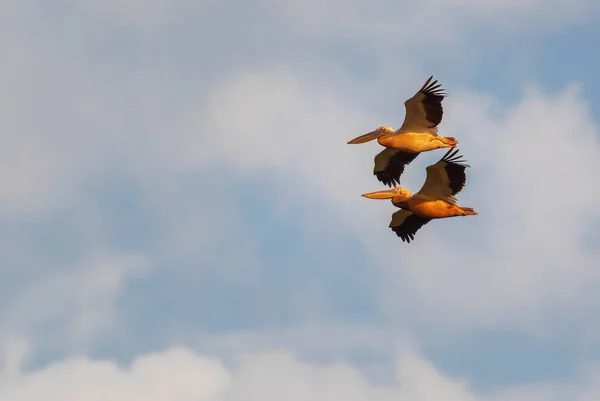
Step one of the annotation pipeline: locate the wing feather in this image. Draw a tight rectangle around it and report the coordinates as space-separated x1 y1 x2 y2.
373 148 420 187
415 148 470 203
397 76 447 134
389 210 432 243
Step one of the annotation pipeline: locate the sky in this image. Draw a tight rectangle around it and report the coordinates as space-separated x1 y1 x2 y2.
1 0 600 399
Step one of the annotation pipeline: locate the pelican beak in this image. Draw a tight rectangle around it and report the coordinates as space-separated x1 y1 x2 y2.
361 189 398 199
347 130 382 144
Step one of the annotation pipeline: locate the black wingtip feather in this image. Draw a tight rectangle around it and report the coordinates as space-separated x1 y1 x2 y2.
441 148 470 167
391 226 414 243
439 148 470 195
420 75 434 91
373 150 420 187
390 214 432 243
421 79 448 97
418 76 447 127
375 171 400 188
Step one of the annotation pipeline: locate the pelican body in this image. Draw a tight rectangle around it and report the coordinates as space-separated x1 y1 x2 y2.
393 197 475 219
348 76 456 187
362 149 477 243
353 129 457 153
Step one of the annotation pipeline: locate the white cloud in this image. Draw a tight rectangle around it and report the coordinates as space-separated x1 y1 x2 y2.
191 65 600 338
0 28 128 217
4 11 596 341
0 345 598 401
263 0 597 42
74 0 178 28
185 67 389 234
1 0 600 387
0 345 229 401
2 252 149 346
375 82 600 333
194 323 395 361
0 0 202 30
0 0 594 221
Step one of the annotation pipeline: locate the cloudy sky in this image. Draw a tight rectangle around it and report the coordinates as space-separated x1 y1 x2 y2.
2 0 600 399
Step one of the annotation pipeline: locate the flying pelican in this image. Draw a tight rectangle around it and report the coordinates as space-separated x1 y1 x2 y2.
348 76 456 187
361 149 477 243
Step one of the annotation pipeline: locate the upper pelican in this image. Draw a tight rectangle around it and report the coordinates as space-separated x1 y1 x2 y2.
362 149 477 243
348 76 456 187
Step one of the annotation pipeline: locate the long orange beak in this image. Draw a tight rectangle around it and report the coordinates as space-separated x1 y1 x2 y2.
347 130 382 144
361 189 398 199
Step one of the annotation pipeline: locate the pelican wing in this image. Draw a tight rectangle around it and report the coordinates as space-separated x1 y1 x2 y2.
416 148 470 203
397 76 447 134
389 210 432 243
373 148 420 187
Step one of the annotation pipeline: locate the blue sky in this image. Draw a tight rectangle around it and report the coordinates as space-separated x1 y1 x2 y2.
2 0 600 399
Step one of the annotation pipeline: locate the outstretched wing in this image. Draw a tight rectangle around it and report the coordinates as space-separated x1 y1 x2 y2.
397 76 447 135
389 210 432 243
416 148 470 203
373 148 420 187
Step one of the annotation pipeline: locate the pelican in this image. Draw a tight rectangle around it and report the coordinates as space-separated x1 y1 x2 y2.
362 149 477 243
348 76 456 187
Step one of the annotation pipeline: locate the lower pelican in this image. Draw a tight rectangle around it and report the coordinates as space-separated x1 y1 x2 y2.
362 148 477 243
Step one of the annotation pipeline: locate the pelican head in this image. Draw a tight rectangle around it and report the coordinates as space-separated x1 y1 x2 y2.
347 126 394 144
361 186 411 200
